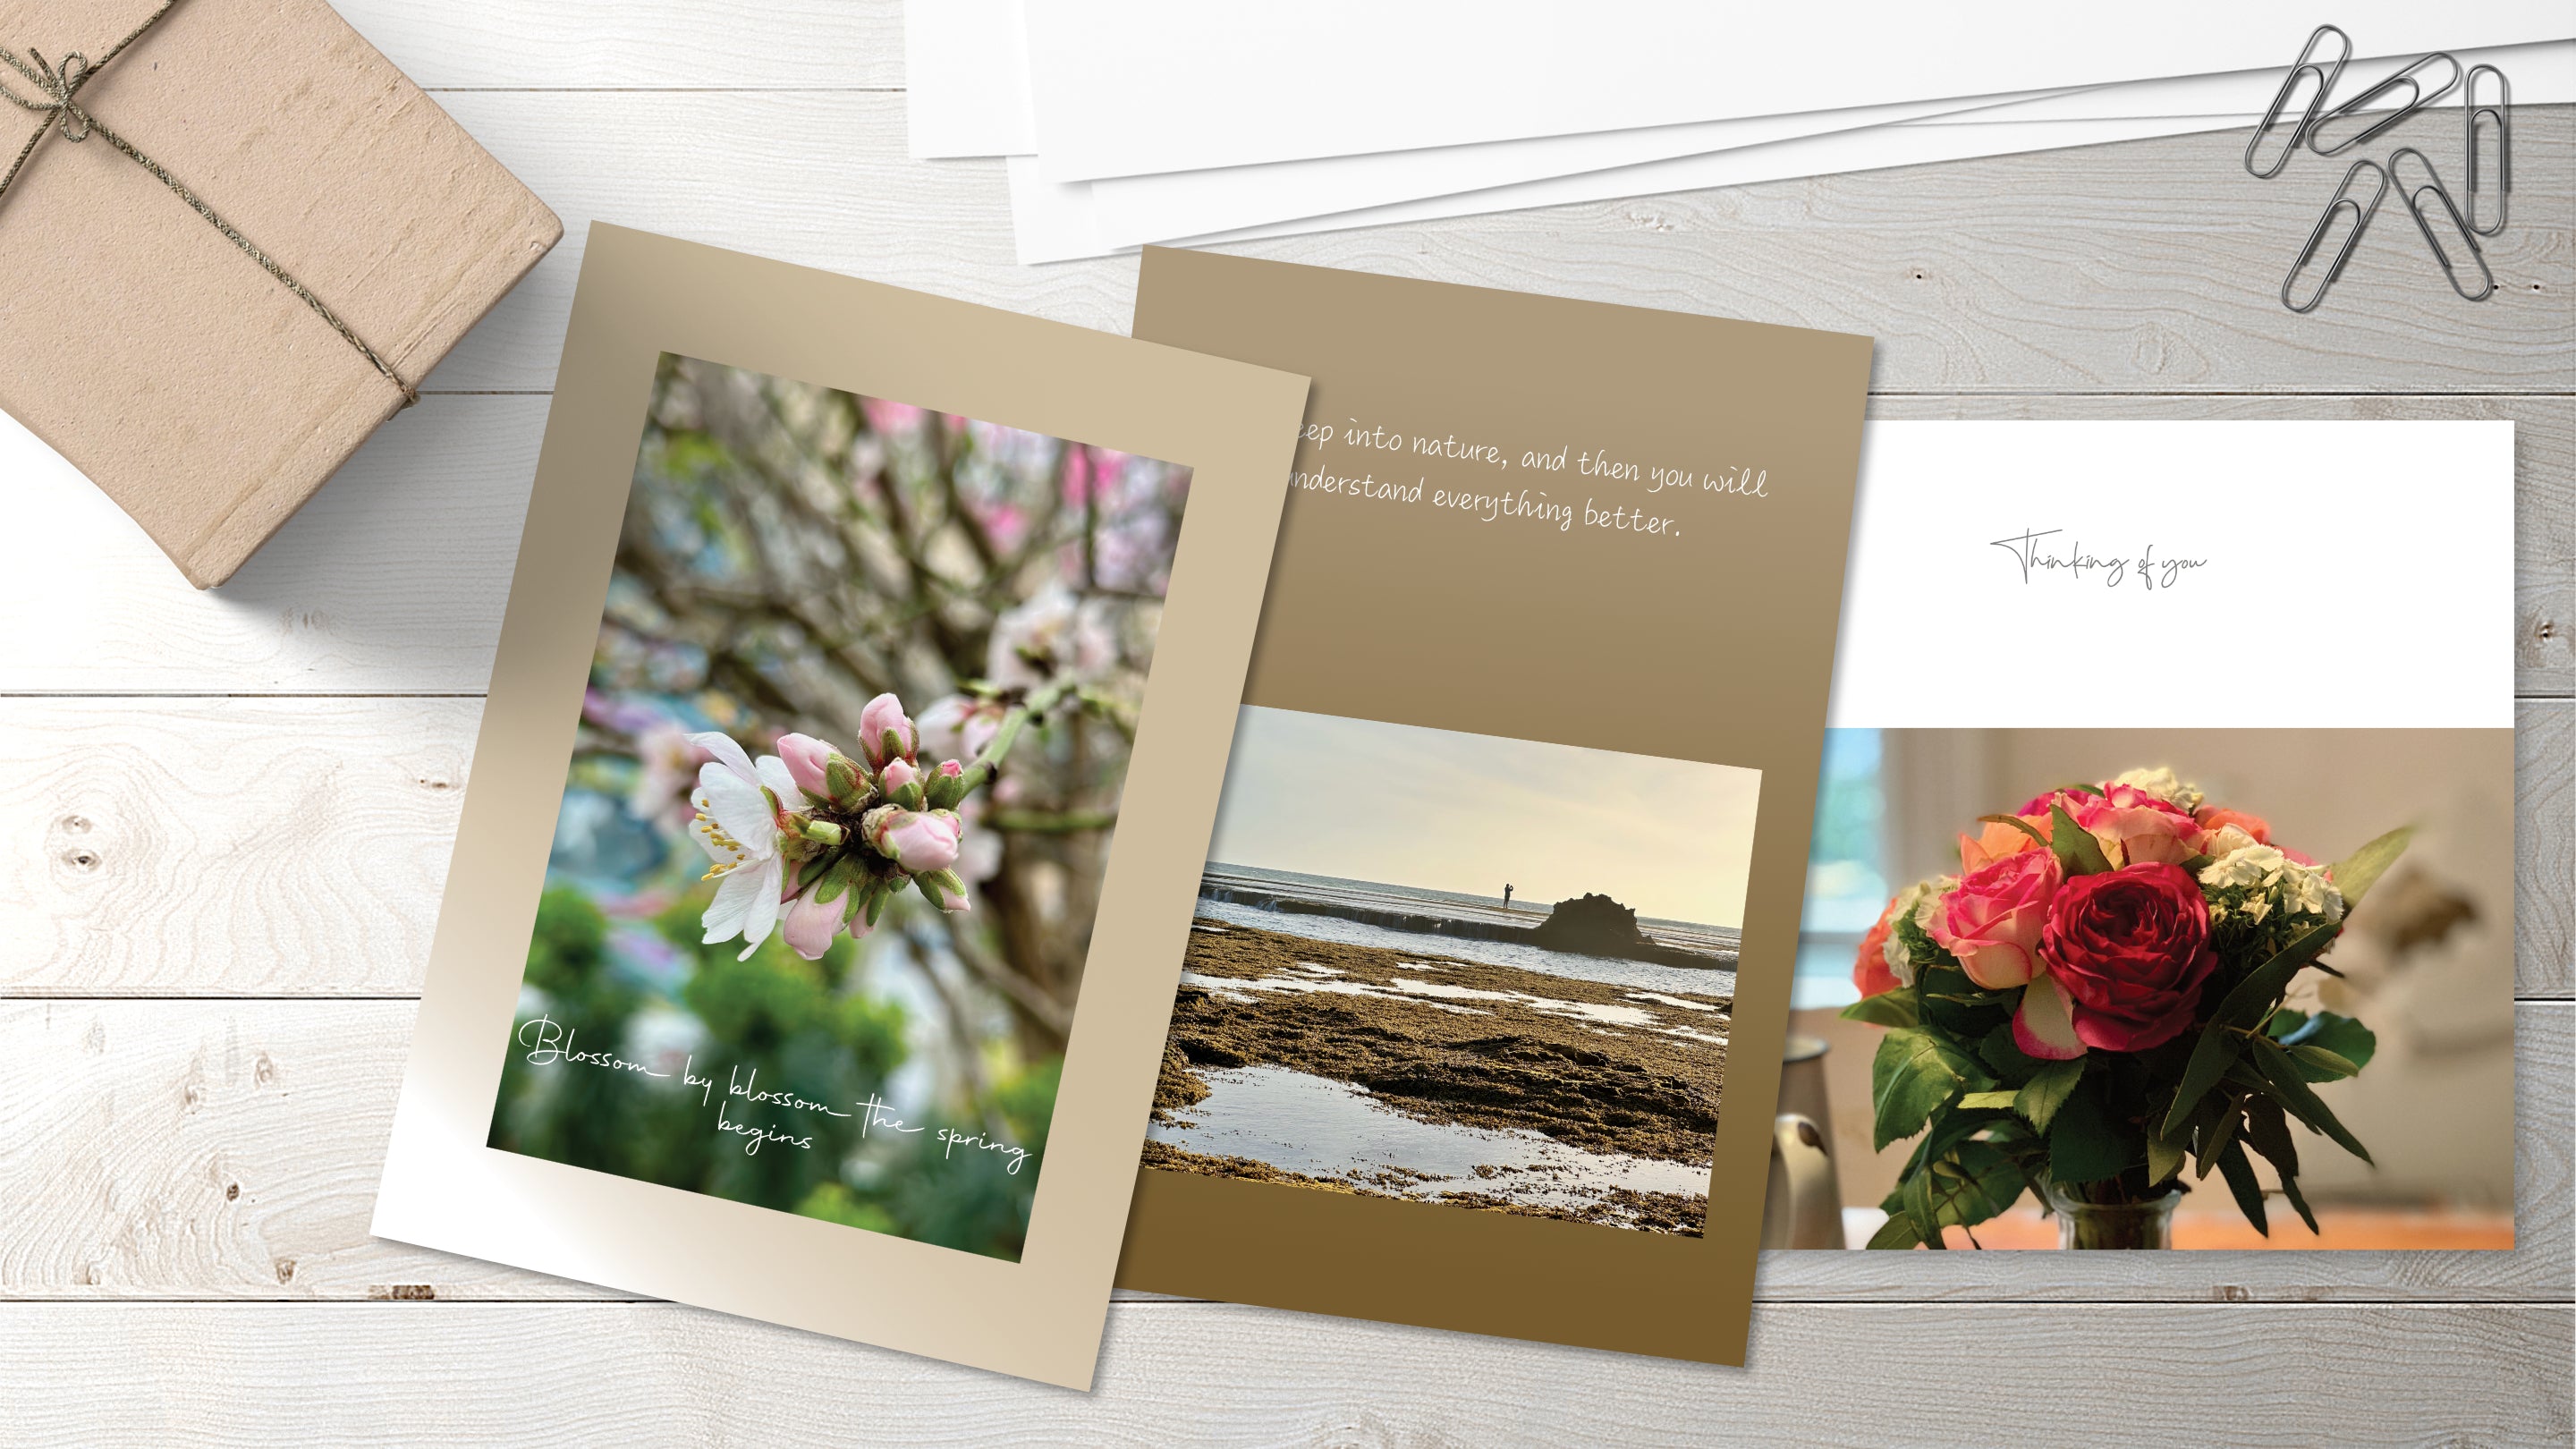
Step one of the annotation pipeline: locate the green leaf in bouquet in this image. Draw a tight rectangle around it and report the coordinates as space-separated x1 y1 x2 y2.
1919 1140 2027 1232
1866 1211 1926 1250
1841 991 1919 1029
2048 801 2114 877
2208 919 2345 1030
2328 826 2415 913
1902 1171 1946 1250
2214 1139 2269 1237
2162 1026 2248 1140
1872 1029 1989 1150
2270 1009 2378 1075
1916 964 2010 1041
1958 1090 2021 1110
2014 1057 2086 1133
2046 1078 2135 1185
2145 1131 2188 1187
2193 1097 2243 1181
1977 1021 2042 1081
2246 1036 2376 1165
2277 1171 2322 1236
2239 1095 2302 1183
2287 1045 2362 1080
1902 1102 2012 1179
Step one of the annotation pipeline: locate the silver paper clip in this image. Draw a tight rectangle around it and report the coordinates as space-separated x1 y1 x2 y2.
2245 25 2352 177
2390 147 2495 302
2308 51 2461 156
2281 159 2388 314
2465 63 2510 236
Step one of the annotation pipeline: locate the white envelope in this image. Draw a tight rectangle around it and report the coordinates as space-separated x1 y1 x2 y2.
1024 2 2568 182
1010 41 2568 263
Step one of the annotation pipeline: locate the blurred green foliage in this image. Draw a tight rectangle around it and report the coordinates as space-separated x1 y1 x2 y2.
489 886 1055 1262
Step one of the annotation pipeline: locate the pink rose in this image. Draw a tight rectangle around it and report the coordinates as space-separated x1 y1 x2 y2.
1930 848 2063 989
2040 862 2218 1053
775 733 836 799
856 693 917 768
868 808 962 874
780 889 846 962
2074 784 2199 868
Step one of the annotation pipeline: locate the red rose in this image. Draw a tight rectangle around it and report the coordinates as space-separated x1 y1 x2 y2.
1853 896 1902 999
2039 862 2218 1052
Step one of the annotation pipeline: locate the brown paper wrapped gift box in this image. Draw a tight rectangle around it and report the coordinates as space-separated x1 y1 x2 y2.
0 0 561 587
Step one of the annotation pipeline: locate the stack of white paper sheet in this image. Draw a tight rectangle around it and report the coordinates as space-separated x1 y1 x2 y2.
903 4 2575 265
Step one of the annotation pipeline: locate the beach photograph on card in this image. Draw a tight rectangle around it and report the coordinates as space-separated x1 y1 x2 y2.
1147 707 1761 1235
486 352 1192 1262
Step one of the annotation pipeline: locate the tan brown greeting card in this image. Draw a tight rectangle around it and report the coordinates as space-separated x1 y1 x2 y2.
372 226 1308 1388
1118 249 1874 1365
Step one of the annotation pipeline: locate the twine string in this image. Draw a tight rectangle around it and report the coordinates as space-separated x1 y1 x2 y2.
0 0 417 405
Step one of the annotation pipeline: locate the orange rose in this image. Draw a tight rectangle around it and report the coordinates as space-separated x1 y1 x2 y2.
1853 896 1903 998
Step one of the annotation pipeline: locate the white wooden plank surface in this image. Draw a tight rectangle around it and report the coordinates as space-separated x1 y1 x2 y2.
4 3 2571 1436
0 1301 2564 1446
335 0 908 89
392 93 2576 397
0 997 2563 1304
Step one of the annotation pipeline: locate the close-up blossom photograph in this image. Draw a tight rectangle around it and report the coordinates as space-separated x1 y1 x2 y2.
484 352 1192 1260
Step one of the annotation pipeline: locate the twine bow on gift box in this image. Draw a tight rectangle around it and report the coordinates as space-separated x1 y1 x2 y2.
0 0 417 405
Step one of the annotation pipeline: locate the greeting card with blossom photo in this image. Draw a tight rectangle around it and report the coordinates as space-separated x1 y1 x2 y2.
373 226 1309 1388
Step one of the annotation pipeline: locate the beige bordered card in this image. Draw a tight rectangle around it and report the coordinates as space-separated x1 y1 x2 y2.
373 225 1308 1387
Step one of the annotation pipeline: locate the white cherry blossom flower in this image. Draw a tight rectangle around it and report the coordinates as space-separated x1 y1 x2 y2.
687 731 798 959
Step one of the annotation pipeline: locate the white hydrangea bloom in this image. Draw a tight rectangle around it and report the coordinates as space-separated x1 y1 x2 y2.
2200 843 2288 892
1883 875 1959 987
2199 844 2343 928
2112 766 2203 812
2279 857 2345 925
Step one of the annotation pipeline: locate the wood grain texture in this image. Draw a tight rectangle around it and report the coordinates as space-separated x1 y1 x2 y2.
0 397 537 694
0 1301 2564 1445
0 998 2563 1303
0 700 476 996
343 0 906 89
406 93 2572 395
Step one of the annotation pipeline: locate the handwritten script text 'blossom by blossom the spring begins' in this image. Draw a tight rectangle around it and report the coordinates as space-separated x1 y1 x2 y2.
514 1015 1034 1173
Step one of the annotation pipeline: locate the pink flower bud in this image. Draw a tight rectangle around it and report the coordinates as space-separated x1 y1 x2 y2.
868 807 962 873
880 757 922 794
775 733 836 798
937 759 963 779
923 869 971 913
857 693 917 768
781 890 845 962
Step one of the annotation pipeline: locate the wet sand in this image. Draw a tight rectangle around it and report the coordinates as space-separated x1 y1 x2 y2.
1149 919 1731 1232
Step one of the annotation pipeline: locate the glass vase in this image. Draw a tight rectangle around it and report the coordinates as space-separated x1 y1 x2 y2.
2045 1181 2181 1250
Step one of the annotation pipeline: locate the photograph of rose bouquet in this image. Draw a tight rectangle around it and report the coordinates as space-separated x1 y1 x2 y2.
1843 766 2416 1250
487 352 1191 1261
